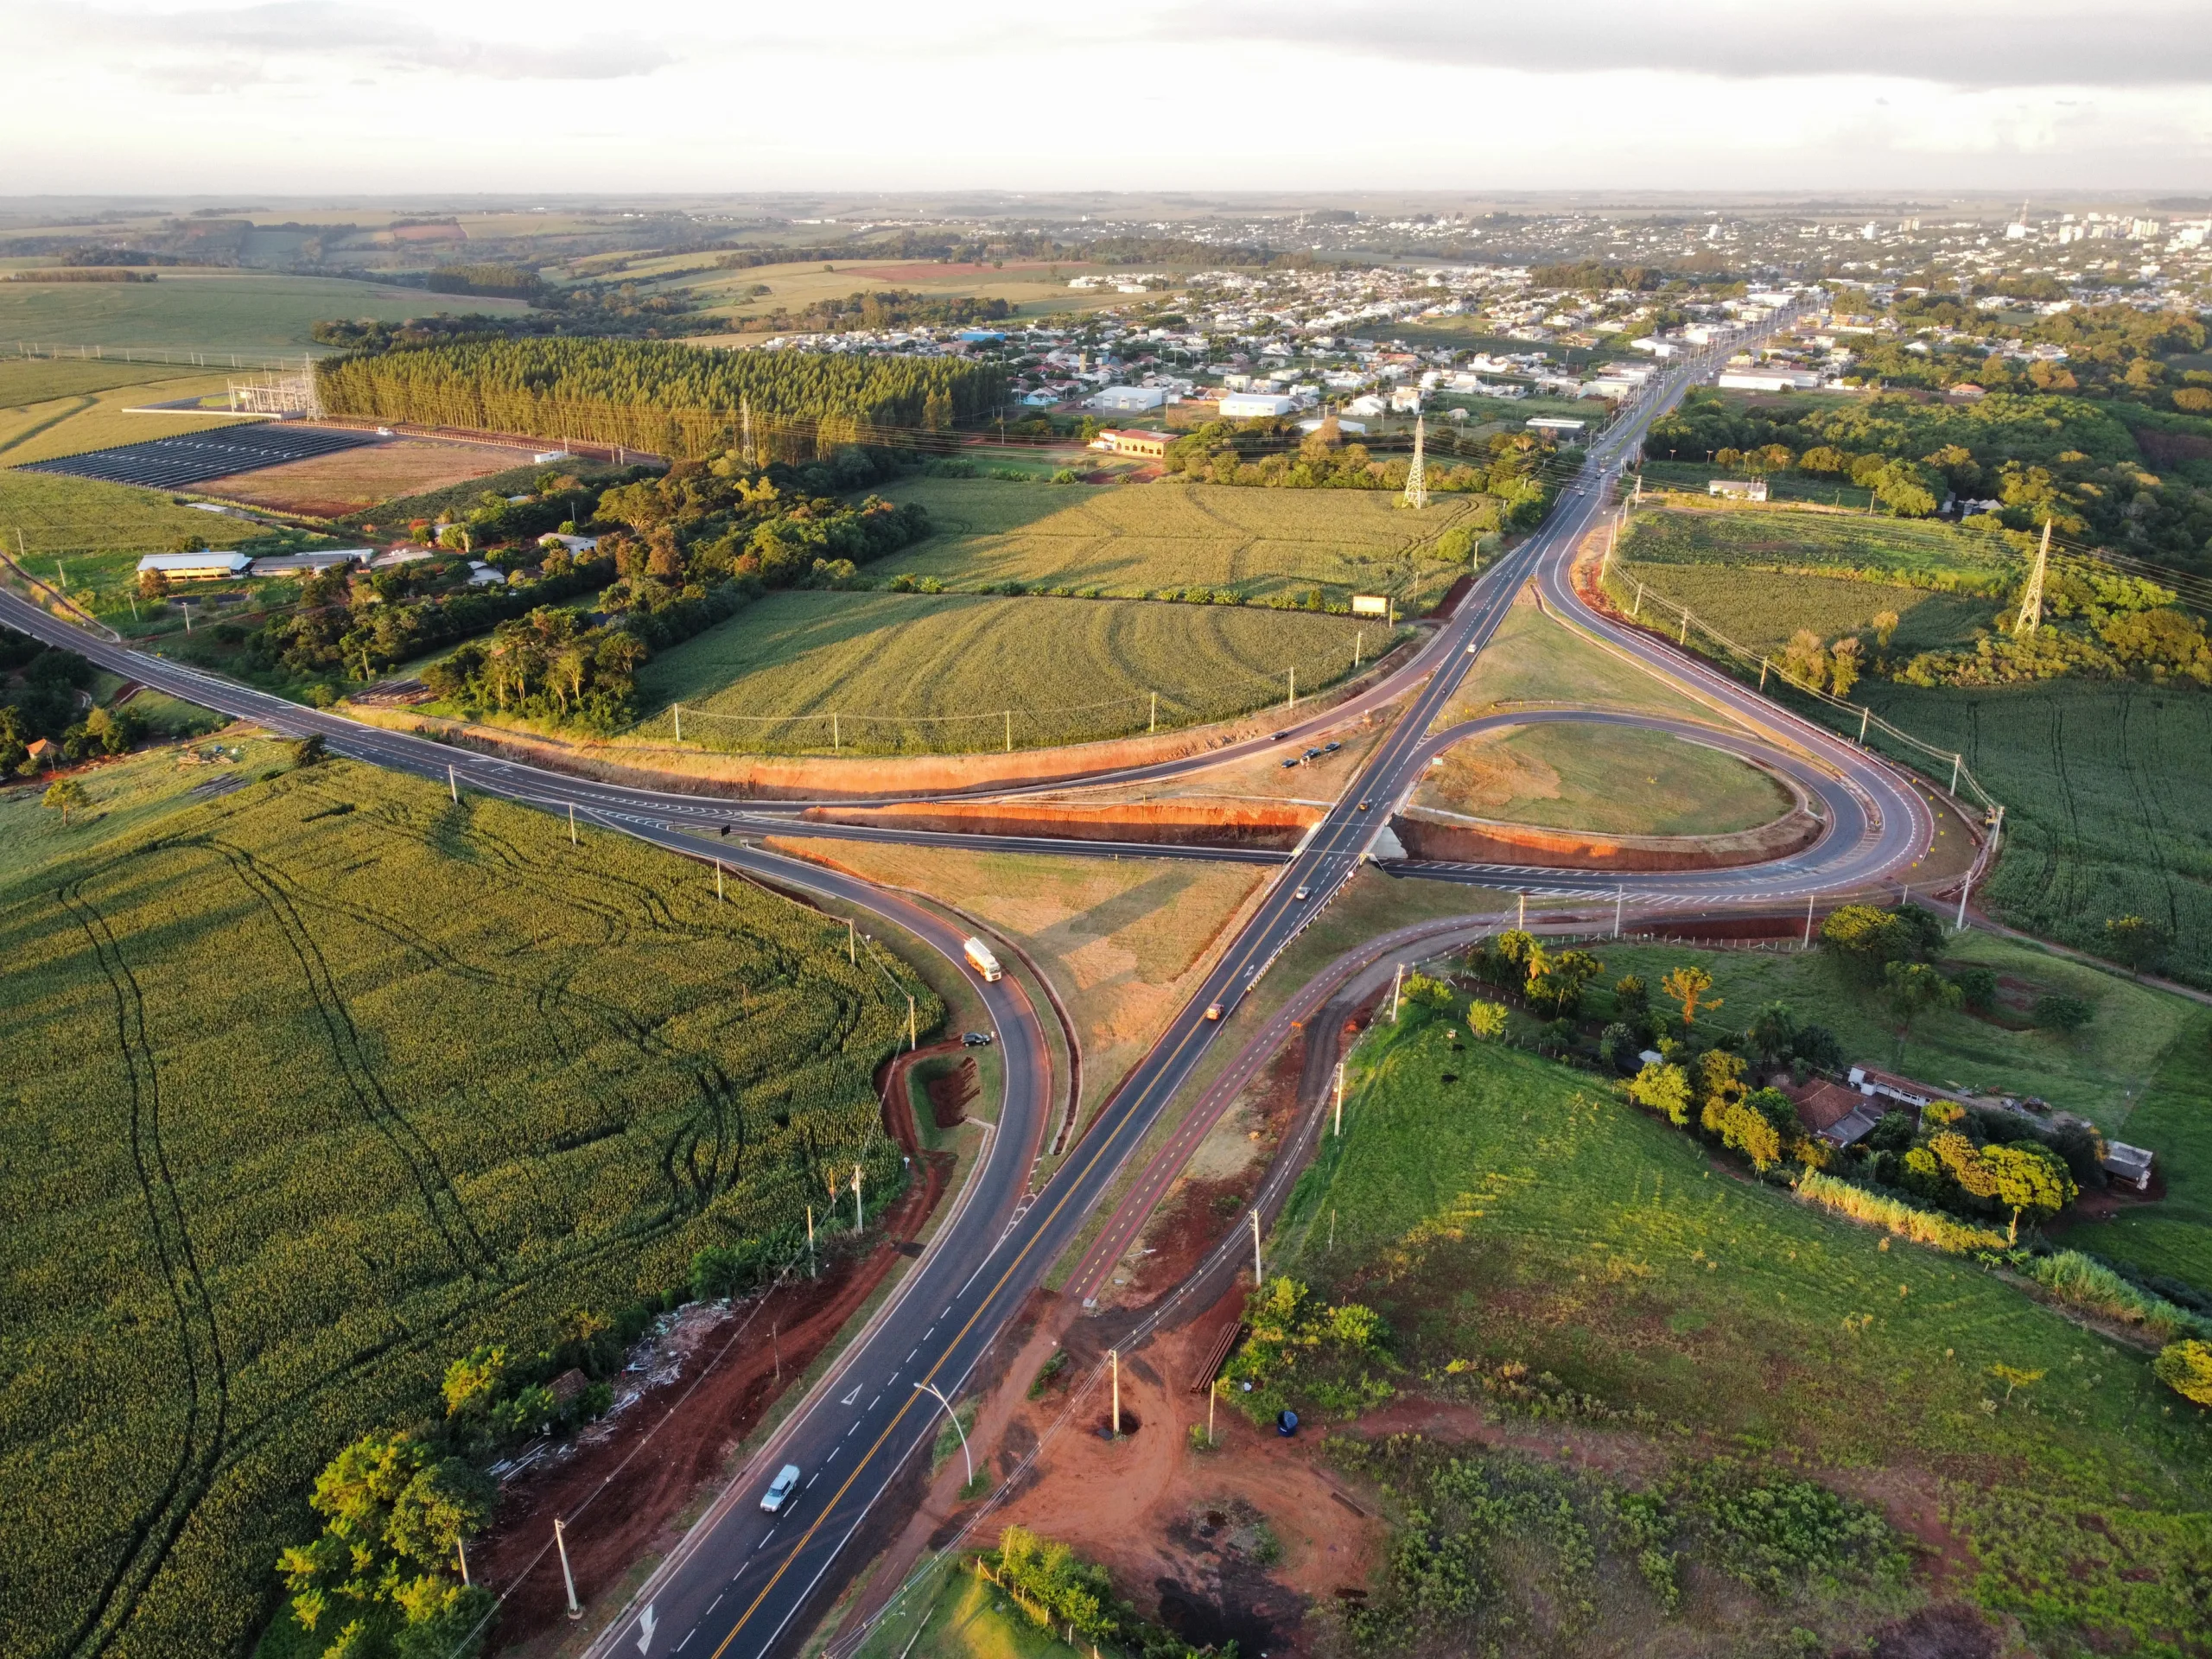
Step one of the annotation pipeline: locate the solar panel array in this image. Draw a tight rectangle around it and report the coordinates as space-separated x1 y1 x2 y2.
20 423 378 490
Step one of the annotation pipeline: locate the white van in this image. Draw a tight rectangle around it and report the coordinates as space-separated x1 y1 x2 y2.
760 1464 803 1513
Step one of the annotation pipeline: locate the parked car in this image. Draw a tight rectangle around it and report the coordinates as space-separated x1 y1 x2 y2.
962 1031 995 1047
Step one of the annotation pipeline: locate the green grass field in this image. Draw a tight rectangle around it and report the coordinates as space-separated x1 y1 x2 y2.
1274 1021 2212 1655
1438 590 1725 728
1860 678 2212 989
0 272 530 354
631 589 1373 753
0 757 931 1659
875 476 1491 611
1607 563 1997 660
0 356 224 405
1618 502 2018 594
1416 721 1792 836
1639 459 1876 509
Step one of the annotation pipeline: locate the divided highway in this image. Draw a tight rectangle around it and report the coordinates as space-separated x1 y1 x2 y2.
0 309 1948 1659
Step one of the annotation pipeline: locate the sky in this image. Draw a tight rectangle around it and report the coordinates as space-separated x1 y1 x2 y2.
9 0 2211 195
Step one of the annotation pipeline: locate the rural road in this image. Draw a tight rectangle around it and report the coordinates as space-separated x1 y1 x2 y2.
0 302 1951 1659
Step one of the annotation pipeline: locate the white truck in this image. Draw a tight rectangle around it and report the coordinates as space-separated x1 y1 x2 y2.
963 937 1002 982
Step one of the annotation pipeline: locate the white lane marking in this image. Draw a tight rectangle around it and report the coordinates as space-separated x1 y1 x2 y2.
906 1348 918 1363
707 1595 721 1615
827 1446 839 1462
869 1395 882 1410
923 1327 935 1341
847 1422 861 1437
806 1472 819 1488
675 1630 694 1653
758 1527 778 1551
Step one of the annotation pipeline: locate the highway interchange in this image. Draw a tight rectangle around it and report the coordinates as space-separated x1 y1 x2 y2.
0 312 1961 1659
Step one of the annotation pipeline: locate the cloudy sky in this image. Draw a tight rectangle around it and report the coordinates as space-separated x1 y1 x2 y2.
10 0 2209 194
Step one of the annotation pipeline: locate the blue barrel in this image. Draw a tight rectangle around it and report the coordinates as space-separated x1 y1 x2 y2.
1276 1409 1299 1437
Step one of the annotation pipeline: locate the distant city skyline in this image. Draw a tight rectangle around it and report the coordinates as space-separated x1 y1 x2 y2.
10 0 2210 194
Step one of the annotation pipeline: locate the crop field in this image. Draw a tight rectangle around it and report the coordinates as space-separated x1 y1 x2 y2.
631 590 1372 753
1416 721 1790 836
0 271 531 354
0 467 259 561
1862 678 2212 988
878 476 1491 611
657 257 1115 328
200 437 517 518
0 356 222 405
333 456 626 531
0 759 932 1659
1275 1023 2212 1654
0 371 241 466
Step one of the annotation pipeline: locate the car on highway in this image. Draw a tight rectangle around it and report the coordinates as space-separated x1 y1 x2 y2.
760 1464 803 1513
1294 886 1310 900
1357 799 1373 811
1271 731 1290 741
962 1031 995 1047
1204 1001 1224 1020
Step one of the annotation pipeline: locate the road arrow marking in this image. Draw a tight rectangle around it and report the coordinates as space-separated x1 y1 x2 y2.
638 1605 657 1651
840 1384 862 1405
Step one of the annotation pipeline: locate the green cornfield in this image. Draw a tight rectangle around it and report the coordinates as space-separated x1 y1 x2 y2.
0 760 934 1659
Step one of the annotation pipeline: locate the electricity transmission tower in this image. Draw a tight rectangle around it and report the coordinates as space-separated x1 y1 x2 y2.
1402 414 1428 509
2015 519 2051 634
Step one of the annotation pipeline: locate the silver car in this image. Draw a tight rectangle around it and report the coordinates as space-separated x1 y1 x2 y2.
760 1463 802 1513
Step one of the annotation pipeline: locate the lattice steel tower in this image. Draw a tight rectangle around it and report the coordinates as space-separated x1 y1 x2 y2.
2015 518 2051 634
1402 414 1428 509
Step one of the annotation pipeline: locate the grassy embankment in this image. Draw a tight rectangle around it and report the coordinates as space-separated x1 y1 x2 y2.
1586 930 2212 1298
1417 720 1792 837
877 474 1492 613
763 839 1267 1135
0 751 933 1659
1269 1013 2212 1656
0 270 528 355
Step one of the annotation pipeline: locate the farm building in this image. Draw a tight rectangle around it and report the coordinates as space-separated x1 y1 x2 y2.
2102 1141 2157 1192
1219 391 1298 417
1785 1078 1888 1148
1090 385 1167 412
1095 429 1171 459
1708 479 1770 501
250 550 370 577
136 551 251 581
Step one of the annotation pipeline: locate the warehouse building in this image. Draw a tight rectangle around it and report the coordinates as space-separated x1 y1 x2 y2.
1218 391 1297 417
136 551 251 581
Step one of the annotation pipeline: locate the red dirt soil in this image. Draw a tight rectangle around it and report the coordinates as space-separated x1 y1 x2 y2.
1392 804 1821 870
476 1050 957 1656
801 798 1318 851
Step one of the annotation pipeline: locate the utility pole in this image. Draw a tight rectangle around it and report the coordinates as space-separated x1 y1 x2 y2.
448 764 457 804
1004 709 1012 753
852 1163 863 1233
1109 1349 1122 1437
569 802 577 845
1615 887 1624 938
1402 413 1428 509
832 712 840 755
848 917 857 963
1517 890 1526 929
741 395 755 469
806 1205 816 1276
1333 1061 1344 1136
1353 630 1362 668
1955 874 1973 932
1249 1210 1262 1287
1803 891 1816 947
715 863 724 903
673 703 682 742
1287 667 1295 711
1859 706 1872 743
1950 753 1962 794
908 994 918 1052
1207 1377 1217 1446
1149 691 1157 734
555 1519 582 1620
1389 962 1405 1020
2015 519 2050 634
456 1536 469 1586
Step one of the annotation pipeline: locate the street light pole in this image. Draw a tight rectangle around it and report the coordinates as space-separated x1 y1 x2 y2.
912 1382 971 1487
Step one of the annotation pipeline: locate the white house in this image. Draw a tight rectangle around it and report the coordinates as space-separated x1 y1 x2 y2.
1218 391 1297 418
1718 371 1822 392
1090 385 1167 412
1389 386 1423 413
1341 394 1388 418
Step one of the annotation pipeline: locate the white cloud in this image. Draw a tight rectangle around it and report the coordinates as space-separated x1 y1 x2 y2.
5 0 2209 191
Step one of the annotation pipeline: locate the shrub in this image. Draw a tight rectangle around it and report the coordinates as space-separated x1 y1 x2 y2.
2027 1252 2209 1344
1466 1001 1510 1041
1796 1170 2008 1252
2154 1340 2212 1406
2031 994 2094 1033
1951 964 1998 1011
